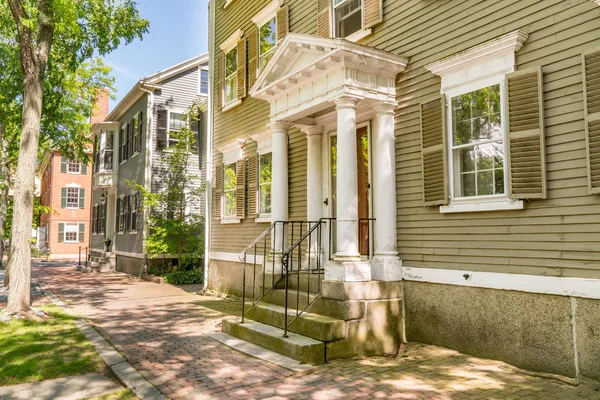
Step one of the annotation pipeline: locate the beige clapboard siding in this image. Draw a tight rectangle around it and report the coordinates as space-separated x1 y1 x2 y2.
392 0 600 279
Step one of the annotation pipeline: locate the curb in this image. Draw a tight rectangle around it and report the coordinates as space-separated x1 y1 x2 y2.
38 281 167 400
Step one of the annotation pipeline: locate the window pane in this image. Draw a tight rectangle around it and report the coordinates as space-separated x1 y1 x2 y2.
477 170 494 196
224 163 237 191
460 148 476 172
225 76 237 104
67 161 80 173
260 183 272 214
461 173 476 197
260 18 276 56
259 153 272 214
66 188 79 208
335 0 362 38
225 48 237 77
452 84 501 146
455 142 505 197
200 70 209 94
170 113 186 131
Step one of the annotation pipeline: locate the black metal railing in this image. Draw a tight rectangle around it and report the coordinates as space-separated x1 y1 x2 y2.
240 221 317 323
79 232 116 269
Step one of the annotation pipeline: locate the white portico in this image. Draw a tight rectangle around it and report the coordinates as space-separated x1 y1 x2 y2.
250 34 408 282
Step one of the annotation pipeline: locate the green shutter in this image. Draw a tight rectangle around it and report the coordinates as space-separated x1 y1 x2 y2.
58 223 65 243
60 156 67 173
583 48 600 194
420 96 448 206
79 188 85 208
506 66 547 200
81 162 87 175
78 223 85 243
61 187 67 208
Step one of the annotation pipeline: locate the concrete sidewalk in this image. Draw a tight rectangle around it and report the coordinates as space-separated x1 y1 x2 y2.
34 265 600 400
0 373 120 400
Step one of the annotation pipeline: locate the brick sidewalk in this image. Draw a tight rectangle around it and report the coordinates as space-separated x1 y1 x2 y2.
34 266 600 400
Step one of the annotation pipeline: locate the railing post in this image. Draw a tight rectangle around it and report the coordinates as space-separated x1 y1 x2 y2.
78 246 81 266
242 253 246 324
283 254 289 338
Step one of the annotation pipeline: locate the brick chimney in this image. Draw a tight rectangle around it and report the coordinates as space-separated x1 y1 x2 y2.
90 89 110 125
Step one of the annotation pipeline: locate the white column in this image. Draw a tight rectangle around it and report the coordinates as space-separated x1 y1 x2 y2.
303 126 323 261
372 102 402 281
269 121 289 253
334 97 361 261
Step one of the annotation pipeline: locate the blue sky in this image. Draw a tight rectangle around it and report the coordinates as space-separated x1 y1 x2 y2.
103 0 209 108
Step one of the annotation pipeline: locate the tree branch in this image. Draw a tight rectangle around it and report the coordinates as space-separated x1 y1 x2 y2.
6 0 36 76
35 0 54 76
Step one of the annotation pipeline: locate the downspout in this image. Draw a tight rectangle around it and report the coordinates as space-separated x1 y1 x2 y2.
204 0 215 292
139 82 155 272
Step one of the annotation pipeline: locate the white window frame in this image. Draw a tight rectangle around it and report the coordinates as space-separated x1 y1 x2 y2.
166 109 189 149
132 112 141 157
220 29 243 111
252 0 279 74
97 130 115 172
333 0 364 40
251 130 273 223
218 139 244 224
117 194 126 234
425 30 528 213
67 160 81 174
222 162 238 220
199 67 209 96
66 187 80 209
120 123 128 165
224 47 238 106
64 222 79 243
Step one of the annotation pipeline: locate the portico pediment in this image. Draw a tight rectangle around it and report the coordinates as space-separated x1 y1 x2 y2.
250 33 408 122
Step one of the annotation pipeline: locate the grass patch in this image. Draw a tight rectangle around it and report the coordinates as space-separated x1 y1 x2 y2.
82 389 138 400
0 305 105 386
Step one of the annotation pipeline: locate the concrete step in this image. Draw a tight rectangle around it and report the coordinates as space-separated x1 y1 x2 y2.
264 289 318 309
246 302 345 342
276 271 324 293
222 317 325 365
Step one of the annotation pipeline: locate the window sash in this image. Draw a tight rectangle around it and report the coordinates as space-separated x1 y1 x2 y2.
223 163 237 218
200 69 209 95
64 223 79 243
67 161 81 174
334 0 363 38
66 188 80 208
258 153 272 215
224 48 238 104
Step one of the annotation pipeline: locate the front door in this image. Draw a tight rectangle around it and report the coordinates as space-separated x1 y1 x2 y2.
330 125 371 256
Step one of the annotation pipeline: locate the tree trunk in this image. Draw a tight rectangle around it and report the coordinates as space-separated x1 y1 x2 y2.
5 75 44 314
0 124 8 271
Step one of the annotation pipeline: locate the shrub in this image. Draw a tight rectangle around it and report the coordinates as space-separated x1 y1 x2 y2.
163 269 203 285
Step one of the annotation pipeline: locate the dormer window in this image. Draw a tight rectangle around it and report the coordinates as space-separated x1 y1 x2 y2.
334 0 362 38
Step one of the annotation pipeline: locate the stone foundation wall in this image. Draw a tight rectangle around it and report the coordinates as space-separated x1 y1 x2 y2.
208 259 261 297
404 281 600 381
116 255 144 277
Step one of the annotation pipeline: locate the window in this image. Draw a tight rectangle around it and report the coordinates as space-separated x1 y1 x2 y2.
224 47 238 105
132 114 140 154
129 193 138 232
168 112 187 147
223 163 237 217
450 85 504 198
334 0 362 38
64 223 79 243
117 197 124 232
259 17 277 71
66 187 80 209
67 161 81 174
258 153 272 215
200 69 209 95
95 131 114 173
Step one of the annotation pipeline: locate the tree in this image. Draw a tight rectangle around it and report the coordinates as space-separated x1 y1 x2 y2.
130 102 205 273
3 0 148 316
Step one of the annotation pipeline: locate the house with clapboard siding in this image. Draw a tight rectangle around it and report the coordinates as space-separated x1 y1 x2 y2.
88 53 209 275
206 0 600 380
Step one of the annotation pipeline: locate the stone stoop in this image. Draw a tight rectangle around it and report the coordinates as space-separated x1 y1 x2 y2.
85 250 116 273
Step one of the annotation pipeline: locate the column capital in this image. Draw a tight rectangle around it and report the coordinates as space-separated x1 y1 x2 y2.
301 125 323 137
373 102 397 115
334 96 360 110
268 120 292 133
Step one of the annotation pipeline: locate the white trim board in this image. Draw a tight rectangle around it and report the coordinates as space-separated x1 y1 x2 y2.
211 251 264 265
402 266 600 300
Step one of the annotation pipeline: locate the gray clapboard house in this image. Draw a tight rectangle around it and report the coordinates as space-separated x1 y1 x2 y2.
89 53 209 275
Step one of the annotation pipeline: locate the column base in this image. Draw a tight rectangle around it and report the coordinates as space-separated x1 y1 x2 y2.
325 259 371 282
370 256 403 281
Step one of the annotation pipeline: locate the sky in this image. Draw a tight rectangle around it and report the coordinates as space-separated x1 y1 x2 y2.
103 0 209 109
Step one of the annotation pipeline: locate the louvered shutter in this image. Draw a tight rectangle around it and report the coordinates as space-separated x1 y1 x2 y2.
156 110 168 149
583 49 600 194
127 122 133 157
216 54 224 110
506 67 546 199
58 223 65 243
78 223 85 243
92 205 97 234
79 188 85 209
61 187 67 208
214 164 223 220
317 0 331 38
118 128 124 162
116 198 121 232
81 161 87 175
236 159 245 219
137 111 144 152
60 156 67 173
247 27 259 90
237 39 247 100
247 155 258 218
420 97 448 206
277 5 289 44
364 0 383 29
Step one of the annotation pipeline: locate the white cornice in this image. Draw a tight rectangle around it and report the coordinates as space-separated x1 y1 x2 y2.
425 30 529 77
220 29 244 53
217 139 245 164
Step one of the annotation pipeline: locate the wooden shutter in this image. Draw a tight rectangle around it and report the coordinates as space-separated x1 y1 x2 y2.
420 97 448 206
237 38 247 100
58 223 65 243
214 164 223 220
127 122 133 157
506 67 546 199
364 0 383 29
118 128 124 162
60 156 67 173
137 111 144 152
236 160 245 219
78 223 85 243
317 0 331 38
247 27 259 90
79 188 85 209
583 49 600 194
277 5 289 44
216 54 224 110
116 198 121 232
81 161 87 175
92 205 97 234
247 155 258 218
61 187 67 208
124 195 130 232
156 110 168 149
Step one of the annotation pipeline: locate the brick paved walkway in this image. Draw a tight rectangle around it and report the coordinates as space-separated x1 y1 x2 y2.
33 266 600 400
